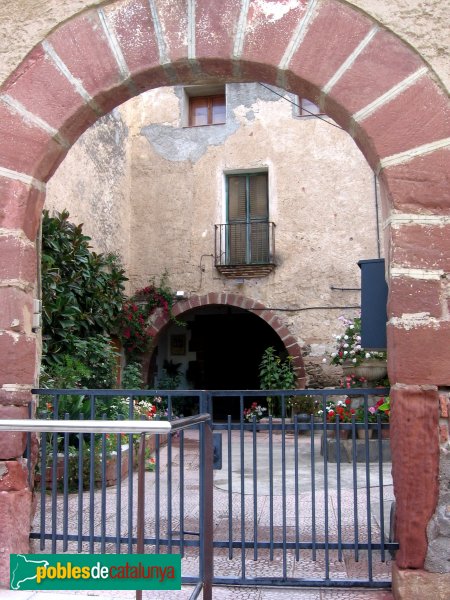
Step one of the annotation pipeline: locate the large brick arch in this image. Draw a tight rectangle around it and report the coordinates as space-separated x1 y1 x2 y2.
0 0 448 581
147 293 306 385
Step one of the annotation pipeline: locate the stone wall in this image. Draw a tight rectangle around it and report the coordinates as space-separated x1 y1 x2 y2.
425 392 450 573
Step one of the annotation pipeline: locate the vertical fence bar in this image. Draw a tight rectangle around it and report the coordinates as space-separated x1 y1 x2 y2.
77 414 84 553
167 396 173 554
294 414 300 562
364 393 373 581
89 394 96 554
127 396 135 554
179 428 185 558
155 428 161 554
227 414 233 560
26 402 32 488
281 396 287 579
351 415 359 562
62 413 69 552
323 394 330 580
336 413 343 563
100 416 107 554
239 394 246 579
116 417 123 554
40 430 47 550
51 394 59 554
269 414 274 561
136 432 146 600
377 414 386 562
201 421 214 600
311 412 317 562
252 415 258 561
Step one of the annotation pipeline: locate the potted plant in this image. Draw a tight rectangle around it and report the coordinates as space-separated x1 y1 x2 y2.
289 395 316 421
243 402 267 423
259 347 296 416
327 316 387 383
317 397 356 439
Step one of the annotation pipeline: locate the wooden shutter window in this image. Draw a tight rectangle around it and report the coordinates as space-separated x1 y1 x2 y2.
189 95 226 126
226 173 269 265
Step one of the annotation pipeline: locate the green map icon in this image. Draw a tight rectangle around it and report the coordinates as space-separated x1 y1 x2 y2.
10 554 50 590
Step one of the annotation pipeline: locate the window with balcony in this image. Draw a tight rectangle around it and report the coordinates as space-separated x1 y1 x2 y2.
215 172 275 278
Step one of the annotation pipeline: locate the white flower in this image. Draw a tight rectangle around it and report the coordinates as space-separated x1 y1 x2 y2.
322 358 327 363
352 358 357 363
331 352 337 357
350 350 355 355
344 335 349 340
343 343 349 348
356 336 361 342
343 351 348 355
349 325 354 329
355 345 361 350
365 352 371 358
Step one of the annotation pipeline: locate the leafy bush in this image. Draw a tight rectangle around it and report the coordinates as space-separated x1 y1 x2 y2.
41 209 127 366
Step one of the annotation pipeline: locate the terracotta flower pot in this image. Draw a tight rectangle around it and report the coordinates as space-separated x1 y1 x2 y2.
342 360 387 383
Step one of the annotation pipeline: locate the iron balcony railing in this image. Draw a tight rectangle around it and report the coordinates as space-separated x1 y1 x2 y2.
214 221 275 267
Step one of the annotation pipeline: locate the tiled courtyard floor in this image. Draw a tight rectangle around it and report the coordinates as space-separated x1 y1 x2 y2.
23 429 394 598
1 587 394 599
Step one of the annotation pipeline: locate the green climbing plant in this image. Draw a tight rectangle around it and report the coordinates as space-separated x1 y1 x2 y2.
259 346 296 417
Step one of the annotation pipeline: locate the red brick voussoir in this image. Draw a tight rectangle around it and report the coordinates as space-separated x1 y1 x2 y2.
390 384 440 569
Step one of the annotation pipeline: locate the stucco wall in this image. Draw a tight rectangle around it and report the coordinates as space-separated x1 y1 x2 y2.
45 81 381 379
45 108 132 275
1 1 449 92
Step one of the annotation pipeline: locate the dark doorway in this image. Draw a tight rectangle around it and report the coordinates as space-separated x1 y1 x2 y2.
187 307 285 419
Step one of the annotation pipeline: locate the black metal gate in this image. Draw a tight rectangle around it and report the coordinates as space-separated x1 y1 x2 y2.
27 386 397 591
208 388 397 588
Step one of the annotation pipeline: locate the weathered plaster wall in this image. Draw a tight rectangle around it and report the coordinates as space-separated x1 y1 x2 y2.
45 108 132 273
46 82 380 382
1 1 449 92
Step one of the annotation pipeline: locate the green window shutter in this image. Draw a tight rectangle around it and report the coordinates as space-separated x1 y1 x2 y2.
249 173 268 221
226 172 269 265
228 176 247 222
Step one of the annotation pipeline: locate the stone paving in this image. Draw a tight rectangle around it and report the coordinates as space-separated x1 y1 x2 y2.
25 429 395 598
1 588 394 599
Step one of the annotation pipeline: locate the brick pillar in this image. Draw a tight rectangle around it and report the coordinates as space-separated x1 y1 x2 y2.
0 391 35 589
0 223 40 587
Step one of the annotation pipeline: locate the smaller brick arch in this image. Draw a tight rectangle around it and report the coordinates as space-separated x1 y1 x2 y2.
147 292 306 387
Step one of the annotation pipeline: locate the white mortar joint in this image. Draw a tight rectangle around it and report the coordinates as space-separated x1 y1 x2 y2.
390 267 445 280
0 94 70 149
279 0 319 70
389 315 441 330
378 137 450 171
384 214 450 228
0 228 35 246
42 40 103 116
0 166 46 192
353 67 427 123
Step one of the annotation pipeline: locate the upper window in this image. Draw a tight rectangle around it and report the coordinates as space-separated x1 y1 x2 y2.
298 98 324 117
226 172 270 265
189 94 226 127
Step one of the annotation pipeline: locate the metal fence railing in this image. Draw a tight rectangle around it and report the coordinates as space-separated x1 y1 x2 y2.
207 388 396 588
1 386 397 591
0 406 213 600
